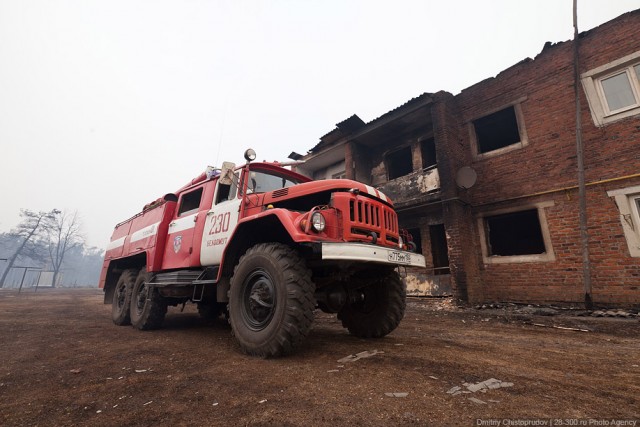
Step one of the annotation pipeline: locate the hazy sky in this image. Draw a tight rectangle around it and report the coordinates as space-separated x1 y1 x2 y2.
1 0 638 249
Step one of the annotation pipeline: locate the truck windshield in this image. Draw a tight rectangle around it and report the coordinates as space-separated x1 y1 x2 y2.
247 170 301 194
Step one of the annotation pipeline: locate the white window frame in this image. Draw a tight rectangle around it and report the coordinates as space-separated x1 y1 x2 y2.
331 171 346 179
312 160 346 180
607 185 640 257
582 50 640 126
477 201 555 264
467 97 529 161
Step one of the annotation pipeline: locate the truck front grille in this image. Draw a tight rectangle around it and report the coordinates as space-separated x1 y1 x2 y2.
348 198 398 243
350 199 380 227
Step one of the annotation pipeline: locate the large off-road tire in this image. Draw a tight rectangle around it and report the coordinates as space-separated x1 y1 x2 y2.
228 243 315 357
112 269 138 326
130 270 167 330
338 269 406 338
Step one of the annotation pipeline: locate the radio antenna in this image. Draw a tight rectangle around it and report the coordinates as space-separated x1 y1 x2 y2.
215 98 229 166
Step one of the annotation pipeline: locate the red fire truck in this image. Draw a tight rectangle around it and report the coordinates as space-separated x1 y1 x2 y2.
100 149 425 357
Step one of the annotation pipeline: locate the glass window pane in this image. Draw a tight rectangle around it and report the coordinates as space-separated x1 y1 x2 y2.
601 72 636 111
635 64 640 80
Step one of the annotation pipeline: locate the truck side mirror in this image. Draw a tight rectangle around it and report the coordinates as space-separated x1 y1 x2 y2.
219 161 236 186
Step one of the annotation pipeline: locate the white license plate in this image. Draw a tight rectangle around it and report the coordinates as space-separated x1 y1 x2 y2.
388 251 411 264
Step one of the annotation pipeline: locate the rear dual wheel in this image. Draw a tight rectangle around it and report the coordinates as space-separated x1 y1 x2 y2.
111 269 138 326
338 269 406 338
130 270 167 330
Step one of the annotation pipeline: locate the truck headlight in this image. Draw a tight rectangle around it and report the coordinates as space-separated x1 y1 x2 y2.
311 212 326 232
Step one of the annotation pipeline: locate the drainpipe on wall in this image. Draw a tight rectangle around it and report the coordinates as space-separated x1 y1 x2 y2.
573 0 593 309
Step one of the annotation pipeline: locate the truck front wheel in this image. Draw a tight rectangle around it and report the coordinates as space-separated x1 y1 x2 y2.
338 269 406 338
130 270 167 330
229 243 315 357
112 269 138 326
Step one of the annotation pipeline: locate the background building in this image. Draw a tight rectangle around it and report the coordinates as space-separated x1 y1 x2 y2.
296 9 640 307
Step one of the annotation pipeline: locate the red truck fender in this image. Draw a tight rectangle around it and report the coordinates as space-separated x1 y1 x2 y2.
216 208 313 280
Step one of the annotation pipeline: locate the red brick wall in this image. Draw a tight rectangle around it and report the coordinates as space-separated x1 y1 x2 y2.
445 10 640 306
433 92 484 302
476 179 640 305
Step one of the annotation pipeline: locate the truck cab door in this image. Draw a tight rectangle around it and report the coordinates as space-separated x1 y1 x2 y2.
200 171 241 266
162 185 204 269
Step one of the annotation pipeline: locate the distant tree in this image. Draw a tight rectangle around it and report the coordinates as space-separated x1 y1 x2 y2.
0 209 59 288
46 210 84 288
60 244 104 287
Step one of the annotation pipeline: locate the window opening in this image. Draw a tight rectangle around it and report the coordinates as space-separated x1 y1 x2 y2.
405 228 423 254
178 188 203 216
215 185 231 204
386 146 413 180
421 138 437 168
485 209 545 256
429 224 450 275
215 172 239 204
473 106 521 153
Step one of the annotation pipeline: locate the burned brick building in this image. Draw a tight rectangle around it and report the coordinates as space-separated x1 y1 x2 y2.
296 9 640 306
296 96 451 297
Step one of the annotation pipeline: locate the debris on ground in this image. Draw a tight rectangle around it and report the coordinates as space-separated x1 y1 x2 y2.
590 310 637 318
446 386 461 394
532 323 590 332
448 378 513 396
384 392 408 398
470 300 639 319
337 350 384 363
473 303 640 319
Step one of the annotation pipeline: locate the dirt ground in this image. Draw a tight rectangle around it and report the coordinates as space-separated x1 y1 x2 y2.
0 289 639 427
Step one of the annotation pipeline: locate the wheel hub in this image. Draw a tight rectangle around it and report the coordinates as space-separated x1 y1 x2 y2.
241 270 276 331
135 283 147 315
115 283 127 309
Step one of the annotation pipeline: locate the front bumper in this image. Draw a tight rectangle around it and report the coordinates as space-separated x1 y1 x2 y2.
321 242 426 268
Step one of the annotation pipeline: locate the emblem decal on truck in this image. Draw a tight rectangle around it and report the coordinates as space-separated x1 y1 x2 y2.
173 235 182 253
